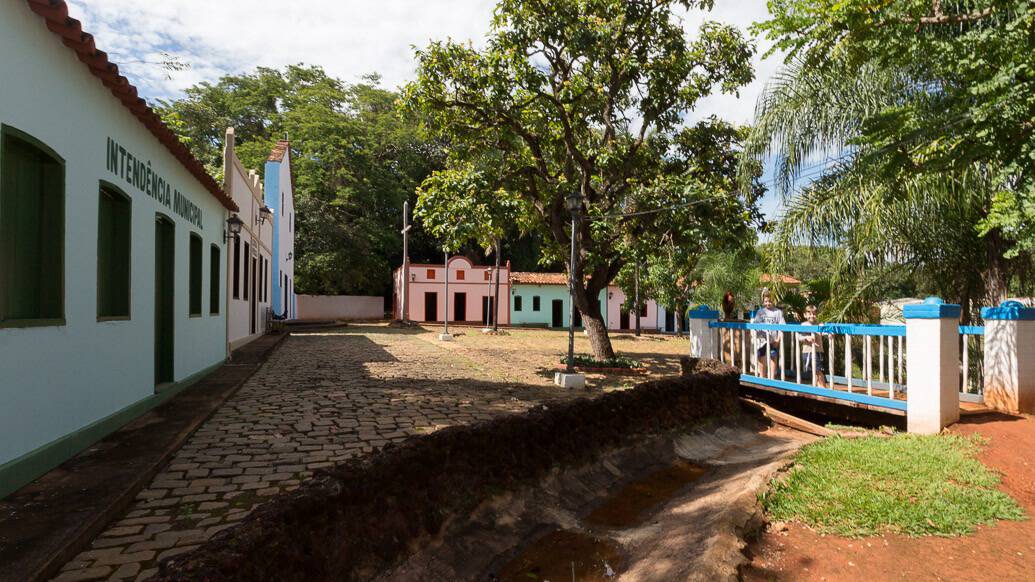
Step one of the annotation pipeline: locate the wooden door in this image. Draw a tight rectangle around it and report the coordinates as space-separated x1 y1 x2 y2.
552 299 563 328
454 292 467 321
424 292 438 322
154 215 175 386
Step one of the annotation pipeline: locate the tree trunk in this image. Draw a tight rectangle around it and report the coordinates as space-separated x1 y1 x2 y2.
493 242 501 332
572 282 615 360
984 230 1011 309
674 303 684 336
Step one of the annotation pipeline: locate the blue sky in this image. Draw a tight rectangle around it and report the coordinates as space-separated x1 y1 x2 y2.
65 0 808 221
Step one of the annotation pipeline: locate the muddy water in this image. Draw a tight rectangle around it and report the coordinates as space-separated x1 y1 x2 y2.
496 461 706 581
586 460 706 528
497 530 623 582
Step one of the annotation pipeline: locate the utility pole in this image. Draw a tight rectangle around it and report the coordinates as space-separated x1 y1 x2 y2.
634 262 641 337
492 241 501 332
439 250 453 341
400 202 411 322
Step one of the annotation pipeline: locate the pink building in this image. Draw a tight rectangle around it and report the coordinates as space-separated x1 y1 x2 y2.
393 256 511 325
603 286 659 331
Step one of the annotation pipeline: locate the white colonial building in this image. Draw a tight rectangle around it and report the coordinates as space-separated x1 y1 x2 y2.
223 128 274 349
0 0 237 497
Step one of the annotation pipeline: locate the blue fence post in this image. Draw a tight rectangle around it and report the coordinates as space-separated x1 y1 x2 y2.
904 297 961 434
688 305 719 359
982 300 1035 414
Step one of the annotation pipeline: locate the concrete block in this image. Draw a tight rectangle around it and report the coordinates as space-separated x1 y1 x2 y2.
554 372 586 389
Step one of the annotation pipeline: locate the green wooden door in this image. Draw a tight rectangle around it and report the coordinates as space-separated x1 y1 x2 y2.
154 214 175 386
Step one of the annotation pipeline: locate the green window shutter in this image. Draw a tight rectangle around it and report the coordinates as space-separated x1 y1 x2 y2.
232 236 240 299
1 128 64 323
97 184 131 318
210 245 220 314
189 234 202 316
243 242 249 300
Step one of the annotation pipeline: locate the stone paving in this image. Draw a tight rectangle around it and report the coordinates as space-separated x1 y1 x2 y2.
53 326 576 581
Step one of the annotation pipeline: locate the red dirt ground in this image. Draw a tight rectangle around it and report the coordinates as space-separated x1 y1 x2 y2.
744 413 1035 582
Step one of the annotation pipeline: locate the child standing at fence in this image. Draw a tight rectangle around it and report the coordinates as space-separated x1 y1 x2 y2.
752 290 785 379
798 305 828 387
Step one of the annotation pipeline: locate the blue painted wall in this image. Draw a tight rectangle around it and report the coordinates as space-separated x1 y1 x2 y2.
264 159 282 316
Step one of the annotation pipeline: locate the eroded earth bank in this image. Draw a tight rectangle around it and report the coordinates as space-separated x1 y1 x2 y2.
155 360 812 581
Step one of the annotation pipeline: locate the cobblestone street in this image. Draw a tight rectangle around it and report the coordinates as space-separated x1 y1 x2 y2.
54 326 577 581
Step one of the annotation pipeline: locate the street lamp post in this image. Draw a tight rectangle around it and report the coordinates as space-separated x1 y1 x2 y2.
439 250 453 341
555 191 586 388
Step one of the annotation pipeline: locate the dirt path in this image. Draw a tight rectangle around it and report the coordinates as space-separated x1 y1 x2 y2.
744 413 1035 581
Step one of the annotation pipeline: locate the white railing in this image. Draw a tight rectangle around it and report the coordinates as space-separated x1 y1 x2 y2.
959 325 985 403
710 321 908 411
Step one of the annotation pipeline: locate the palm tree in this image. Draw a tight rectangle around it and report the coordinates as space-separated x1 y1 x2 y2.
743 57 1027 322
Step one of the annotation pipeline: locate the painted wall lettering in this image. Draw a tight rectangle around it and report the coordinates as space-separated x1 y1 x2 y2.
105 137 203 228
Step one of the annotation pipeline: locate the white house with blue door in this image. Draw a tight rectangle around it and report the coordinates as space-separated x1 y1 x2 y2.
264 141 296 320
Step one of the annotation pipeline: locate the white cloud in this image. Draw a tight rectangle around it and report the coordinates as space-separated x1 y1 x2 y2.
67 0 780 120
66 0 791 218
66 0 497 99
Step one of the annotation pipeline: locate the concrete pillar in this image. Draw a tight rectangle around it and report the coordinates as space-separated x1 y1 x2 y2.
904 297 961 434
982 300 1035 414
687 305 719 359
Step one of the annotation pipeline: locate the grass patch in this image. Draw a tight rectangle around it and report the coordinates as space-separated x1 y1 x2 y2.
763 433 1025 537
560 354 642 369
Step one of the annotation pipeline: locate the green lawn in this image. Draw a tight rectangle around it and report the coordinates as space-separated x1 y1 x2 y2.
763 433 1025 537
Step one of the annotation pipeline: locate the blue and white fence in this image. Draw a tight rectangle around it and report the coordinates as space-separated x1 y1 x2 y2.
687 299 1035 434
708 320 908 412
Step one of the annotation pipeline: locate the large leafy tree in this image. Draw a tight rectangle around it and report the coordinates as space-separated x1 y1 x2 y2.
415 159 526 329
157 66 445 297
745 0 1035 321
617 118 765 330
405 0 755 359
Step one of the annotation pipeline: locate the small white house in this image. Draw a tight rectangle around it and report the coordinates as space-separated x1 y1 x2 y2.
0 0 237 497
223 129 274 350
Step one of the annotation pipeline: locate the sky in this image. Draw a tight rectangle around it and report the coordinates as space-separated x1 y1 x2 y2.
64 0 791 219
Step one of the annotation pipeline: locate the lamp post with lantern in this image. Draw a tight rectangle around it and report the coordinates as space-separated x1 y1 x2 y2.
556 191 586 388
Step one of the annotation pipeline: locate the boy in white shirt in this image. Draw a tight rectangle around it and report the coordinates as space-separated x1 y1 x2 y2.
751 290 785 379
798 305 828 387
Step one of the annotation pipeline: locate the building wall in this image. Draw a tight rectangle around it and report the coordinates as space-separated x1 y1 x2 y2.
296 295 383 320
224 131 272 349
511 285 581 328
605 287 659 331
656 305 689 333
0 0 227 470
510 284 610 328
394 256 510 324
265 148 295 320
511 284 660 330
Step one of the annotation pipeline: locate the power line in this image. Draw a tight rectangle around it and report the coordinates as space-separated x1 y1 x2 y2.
587 194 733 221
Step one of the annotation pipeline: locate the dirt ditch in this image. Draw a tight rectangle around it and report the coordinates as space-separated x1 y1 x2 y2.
155 359 813 581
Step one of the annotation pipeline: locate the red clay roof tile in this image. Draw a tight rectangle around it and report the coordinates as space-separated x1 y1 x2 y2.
267 140 289 162
510 272 568 285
